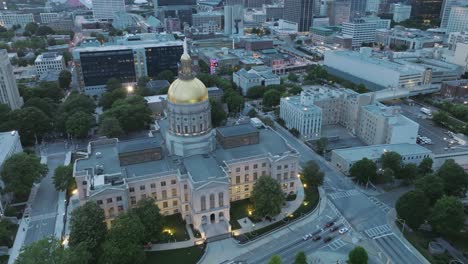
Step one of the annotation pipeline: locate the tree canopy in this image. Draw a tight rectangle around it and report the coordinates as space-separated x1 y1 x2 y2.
65 111 94 138
155 70 174 82
210 99 226 127
395 189 430 229
101 96 152 133
418 157 433 176
293 251 307 264
380 151 402 174
53 164 75 193
268 255 282 264
58 70 72 89
106 78 122 92
348 246 368 264
98 116 124 138
132 198 165 242
349 158 377 184
429 196 465 236
262 89 281 108
414 174 444 205
436 159 468 197
301 160 324 186
1 153 47 199
251 176 285 218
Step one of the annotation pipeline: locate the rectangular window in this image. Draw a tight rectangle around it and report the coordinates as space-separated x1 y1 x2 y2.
284 164 289 169
97 200 103 205
262 162 266 167
152 192 157 199
244 185 249 191
117 205 124 212
116 196 122 202
244 165 249 170
184 184 188 189
290 182 294 187
276 174 281 180
236 167 240 172
245 174 249 182
106 198 113 203
161 181 166 187
129 187 135 192
162 190 167 199
163 201 168 208
185 204 189 211
283 172 288 180
141 194 147 199
130 196 136 205
140 185 145 191
253 172 258 180
236 176 240 184
277 165 282 170
253 164 258 169
171 179 176 185
173 200 178 206
150 183 156 189
171 188 177 197
184 193 188 202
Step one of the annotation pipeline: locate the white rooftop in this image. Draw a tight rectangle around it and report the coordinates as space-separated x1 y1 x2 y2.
333 143 432 162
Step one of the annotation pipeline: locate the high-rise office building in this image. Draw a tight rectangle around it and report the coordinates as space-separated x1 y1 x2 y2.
224 4 244 35
393 4 412 22
366 0 380 13
156 0 196 26
330 0 351 25
350 0 367 18
283 0 314 31
440 0 468 28
410 0 443 19
92 0 126 20
0 50 23 110
446 5 468 33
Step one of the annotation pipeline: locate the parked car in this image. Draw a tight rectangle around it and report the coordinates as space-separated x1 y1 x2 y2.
330 226 339 232
339 228 349 234
323 237 332 243
325 221 335 228
302 234 311 241
312 235 321 241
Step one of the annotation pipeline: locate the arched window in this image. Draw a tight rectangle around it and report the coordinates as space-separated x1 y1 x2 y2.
218 192 224 207
209 194 215 209
201 196 206 211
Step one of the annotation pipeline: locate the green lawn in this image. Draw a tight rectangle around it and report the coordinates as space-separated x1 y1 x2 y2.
145 246 205 264
160 214 190 243
229 199 253 230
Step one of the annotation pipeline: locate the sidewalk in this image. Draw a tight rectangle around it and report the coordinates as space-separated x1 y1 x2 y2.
235 181 305 235
54 152 71 240
386 209 430 264
199 188 327 264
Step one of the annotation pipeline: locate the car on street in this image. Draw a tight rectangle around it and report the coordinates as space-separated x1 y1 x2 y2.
330 226 339 232
302 234 311 241
339 227 349 234
325 221 334 228
323 237 332 243
312 235 321 241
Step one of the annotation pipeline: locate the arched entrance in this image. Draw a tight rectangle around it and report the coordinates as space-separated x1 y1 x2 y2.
210 213 215 223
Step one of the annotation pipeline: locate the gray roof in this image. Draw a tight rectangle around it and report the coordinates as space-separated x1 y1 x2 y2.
215 127 293 162
118 137 161 154
235 69 259 79
216 123 258 137
183 155 227 184
75 142 121 176
122 159 171 177
332 143 432 162
146 80 170 92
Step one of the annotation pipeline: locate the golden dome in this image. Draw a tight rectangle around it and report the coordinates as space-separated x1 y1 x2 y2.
167 78 208 104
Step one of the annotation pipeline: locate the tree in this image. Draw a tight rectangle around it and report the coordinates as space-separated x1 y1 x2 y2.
250 176 285 218
155 70 174 82
15 238 92 264
247 108 257 118
418 157 433 176
23 97 57 117
268 255 282 264
60 93 95 114
287 73 299 82
24 22 38 35
399 163 419 181
106 78 122 92
415 174 444 205
7 107 52 145
380 151 402 174
288 85 302 95
102 96 152 133
262 89 281 108
293 251 307 264
53 165 75 193
429 196 465 236
210 99 226 127
225 93 244 113
132 198 165 242
99 89 126 110
69 202 107 258
58 70 72 89
315 137 328 155
348 246 368 264
98 213 146 264
396 190 430 229
35 26 54 36
432 111 449 126
301 160 324 186
349 158 377 184
1 153 47 199
66 111 94 138
246 85 268 99
436 159 468 197
98 116 124 138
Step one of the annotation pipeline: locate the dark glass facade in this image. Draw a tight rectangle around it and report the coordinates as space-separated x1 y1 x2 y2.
145 45 183 78
410 0 443 19
158 0 195 6
80 49 136 86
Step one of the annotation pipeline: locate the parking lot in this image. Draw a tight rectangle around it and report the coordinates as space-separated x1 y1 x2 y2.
385 101 468 155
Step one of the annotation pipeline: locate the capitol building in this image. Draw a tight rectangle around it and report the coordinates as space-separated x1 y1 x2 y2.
73 41 300 240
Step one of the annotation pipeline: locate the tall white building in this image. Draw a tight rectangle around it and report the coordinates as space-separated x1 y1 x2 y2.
34 52 66 78
366 0 380 13
342 17 390 47
446 6 468 33
0 13 34 29
440 0 468 28
392 4 411 23
0 50 23 110
280 94 323 139
224 4 244 35
92 0 126 20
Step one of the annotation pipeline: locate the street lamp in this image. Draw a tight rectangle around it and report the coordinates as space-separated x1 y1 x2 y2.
126 85 134 94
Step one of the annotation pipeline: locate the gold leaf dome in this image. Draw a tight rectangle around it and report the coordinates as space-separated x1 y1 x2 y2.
167 78 208 104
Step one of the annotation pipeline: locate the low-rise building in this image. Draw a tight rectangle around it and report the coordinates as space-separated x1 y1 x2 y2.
0 131 23 216
386 27 443 50
34 52 66 78
441 79 468 99
198 47 240 74
331 143 432 174
233 66 280 95
0 13 34 29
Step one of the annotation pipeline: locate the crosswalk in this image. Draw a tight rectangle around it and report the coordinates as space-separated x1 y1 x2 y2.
368 196 391 212
328 238 347 250
364 224 392 239
328 189 361 200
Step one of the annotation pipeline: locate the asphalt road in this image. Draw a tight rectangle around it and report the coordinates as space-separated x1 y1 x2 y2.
24 143 66 245
250 122 425 264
